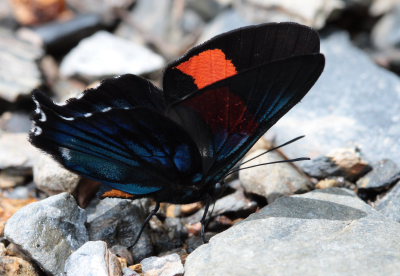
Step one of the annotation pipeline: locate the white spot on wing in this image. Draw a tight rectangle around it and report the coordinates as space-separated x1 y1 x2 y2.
32 126 42 136
33 97 47 122
102 107 111 112
61 148 72 160
60 115 74 121
84 112 93 117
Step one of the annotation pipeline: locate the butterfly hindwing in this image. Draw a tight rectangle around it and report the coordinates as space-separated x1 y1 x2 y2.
30 95 203 195
163 22 321 102
33 74 166 120
168 53 325 183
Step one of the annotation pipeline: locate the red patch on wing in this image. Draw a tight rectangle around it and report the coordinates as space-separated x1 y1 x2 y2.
175 49 238 89
101 189 135 199
184 87 258 135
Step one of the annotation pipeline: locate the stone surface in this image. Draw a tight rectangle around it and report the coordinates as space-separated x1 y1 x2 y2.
0 170 26 188
315 177 353 189
269 32 400 167
141 253 184 276
197 9 250 43
234 0 343 29
0 112 31 133
4 193 88 275
0 133 40 174
33 153 80 195
0 28 42 102
86 198 153 262
375 180 400 222
371 4 400 50
239 150 311 202
303 148 371 181
185 188 400 276
356 159 399 190
64 241 122 276
0 256 39 276
60 31 164 81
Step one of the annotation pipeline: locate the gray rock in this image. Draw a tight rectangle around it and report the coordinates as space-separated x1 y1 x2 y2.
371 4 400 50
233 0 343 29
370 0 399 16
4 193 88 276
303 147 371 181
185 188 400 276
357 159 400 190
0 112 31 133
0 133 40 175
269 32 400 167
64 241 122 276
33 153 80 195
0 28 43 102
375 180 400 222
86 198 153 262
239 149 311 202
141 253 184 276
197 9 250 44
60 31 164 81
122 267 140 276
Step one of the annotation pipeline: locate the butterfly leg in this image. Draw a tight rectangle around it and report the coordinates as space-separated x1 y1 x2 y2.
130 201 160 248
200 196 212 243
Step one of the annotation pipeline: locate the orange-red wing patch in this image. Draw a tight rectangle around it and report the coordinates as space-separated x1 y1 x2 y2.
175 49 238 89
101 189 135 199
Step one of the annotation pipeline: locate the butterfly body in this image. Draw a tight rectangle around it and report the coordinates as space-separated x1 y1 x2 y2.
30 22 325 206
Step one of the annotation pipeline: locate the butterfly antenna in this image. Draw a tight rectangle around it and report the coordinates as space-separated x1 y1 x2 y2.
128 202 160 249
225 157 310 177
240 135 305 167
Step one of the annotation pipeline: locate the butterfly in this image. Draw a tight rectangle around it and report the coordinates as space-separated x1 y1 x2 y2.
30 22 324 243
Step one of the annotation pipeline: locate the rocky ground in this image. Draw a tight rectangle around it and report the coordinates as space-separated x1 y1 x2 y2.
0 0 400 275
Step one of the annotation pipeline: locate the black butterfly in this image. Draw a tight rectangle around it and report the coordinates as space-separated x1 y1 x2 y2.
30 22 325 243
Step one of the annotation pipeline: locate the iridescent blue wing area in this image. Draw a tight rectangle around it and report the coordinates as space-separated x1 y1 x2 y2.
167 54 325 185
30 94 202 195
163 22 320 103
34 74 166 119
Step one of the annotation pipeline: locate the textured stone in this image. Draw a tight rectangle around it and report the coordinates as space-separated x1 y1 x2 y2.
240 149 311 202
375 180 400 222
0 133 40 174
33 153 80 195
64 241 122 276
185 188 400 276
4 193 88 275
141 253 184 276
86 198 153 262
303 148 371 181
0 28 42 102
269 32 400 166
0 256 39 276
357 159 399 190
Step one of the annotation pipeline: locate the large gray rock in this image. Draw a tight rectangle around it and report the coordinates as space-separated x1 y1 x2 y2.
239 150 311 202
269 32 400 166
64 241 122 276
4 193 88 276
60 31 164 81
185 188 400 276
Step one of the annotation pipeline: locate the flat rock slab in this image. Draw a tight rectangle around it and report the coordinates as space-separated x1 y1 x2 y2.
185 188 400 276
269 32 400 166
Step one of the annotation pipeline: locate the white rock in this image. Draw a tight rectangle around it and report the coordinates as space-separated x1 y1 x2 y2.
60 31 164 80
